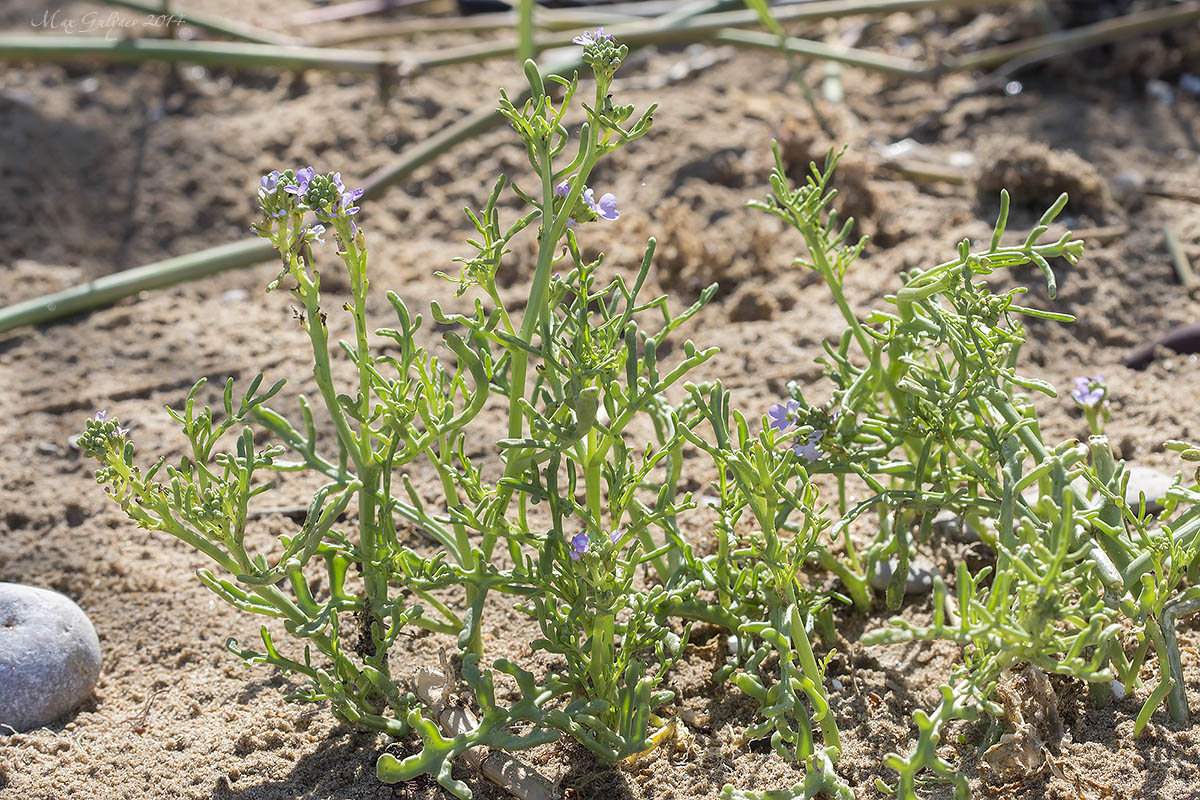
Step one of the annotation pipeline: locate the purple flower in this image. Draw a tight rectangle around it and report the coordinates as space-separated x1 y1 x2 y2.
260 171 280 194
1071 375 1105 407
572 28 612 47
583 188 619 221
307 223 326 244
555 180 571 197
767 400 800 432
340 187 364 216
94 410 107 422
793 430 823 462
569 532 590 560
284 166 315 196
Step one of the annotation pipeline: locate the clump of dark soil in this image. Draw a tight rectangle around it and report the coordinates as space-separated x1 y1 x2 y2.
976 139 1113 222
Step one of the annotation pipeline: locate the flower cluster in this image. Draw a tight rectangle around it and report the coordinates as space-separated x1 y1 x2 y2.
92 410 128 437
573 27 626 82
1071 375 1105 407
257 168 296 219
256 166 364 229
76 411 130 474
1071 375 1109 434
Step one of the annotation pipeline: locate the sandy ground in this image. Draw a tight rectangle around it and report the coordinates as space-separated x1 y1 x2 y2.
2 1 1200 798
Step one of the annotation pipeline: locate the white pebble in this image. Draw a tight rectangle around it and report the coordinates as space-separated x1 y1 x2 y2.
0 584 101 732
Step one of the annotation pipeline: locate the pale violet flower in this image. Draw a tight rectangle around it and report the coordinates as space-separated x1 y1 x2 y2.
1071 376 1105 407
284 166 316 196
572 28 612 47
583 188 619 221
569 532 589 560
767 400 800 432
794 430 823 462
340 187 364 216
555 180 571 197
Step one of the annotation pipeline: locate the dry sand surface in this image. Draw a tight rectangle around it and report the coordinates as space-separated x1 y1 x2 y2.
2 1 1200 798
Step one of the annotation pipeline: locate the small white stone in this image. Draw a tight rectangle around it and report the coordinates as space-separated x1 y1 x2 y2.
1147 79 1174 106
831 678 844 692
0 584 101 732
948 151 976 168
931 510 962 539
1112 170 1147 208
1110 680 1126 700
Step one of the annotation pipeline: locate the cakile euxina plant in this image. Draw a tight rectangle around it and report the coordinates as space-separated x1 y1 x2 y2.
756 148 1200 799
79 30 847 800
78 27 1200 800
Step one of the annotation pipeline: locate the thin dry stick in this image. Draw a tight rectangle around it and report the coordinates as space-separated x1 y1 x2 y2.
946 2 1200 73
1146 184 1200 204
98 0 301 46
1164 225 1198 291
1072 225 1130 245
710 28 927 77
0 238 276 335
123 681 180 734
636 0 1026 36
399 17 927 75
880 158 970 185
292 0 433 27
308 9 641 47
0 36 394 73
